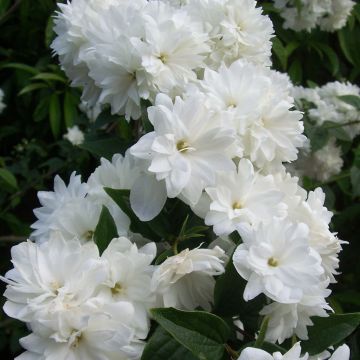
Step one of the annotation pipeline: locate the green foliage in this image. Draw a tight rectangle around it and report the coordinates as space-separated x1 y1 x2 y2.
302 313 360 355
93 206 118 254
150 308 231 360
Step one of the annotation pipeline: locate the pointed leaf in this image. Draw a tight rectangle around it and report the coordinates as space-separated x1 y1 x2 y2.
94 205 118 254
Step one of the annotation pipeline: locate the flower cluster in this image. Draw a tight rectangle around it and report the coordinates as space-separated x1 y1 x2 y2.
51 0 273 121
1 0 351 359
288 82 360 181
2 166 227 358
274 0 355 32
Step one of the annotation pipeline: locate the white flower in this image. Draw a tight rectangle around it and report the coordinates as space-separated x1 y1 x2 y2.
151 246 226 311
1 233 106 323
289 188 343 282
186 0 274 68
17 302 146 360
133 1 210 101
233 218 324 303
98 237 157 337
238 342 308 360
192 60 306 168
204 159 286 236
31 172 88 242
0 88 6 114
64 125 85 145
260 282 331 343
130 93 236 214
295 137 344 182
274 0 355 32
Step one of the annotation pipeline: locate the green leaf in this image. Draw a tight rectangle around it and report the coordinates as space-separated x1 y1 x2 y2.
49 93 62 138
33 96 50 122
18 83 47 96
0 168 18 190
80 135 131 159
32 72 67 83
306 126 329 152
288 59 302 84
350 166 360 197
1 63 40 75
214 256 265 332
151 308 231 360
45 15 55 48
93 205 118 254
64 92 77 128
316 43 339 76
301 313 360 355
338 95 360 110
338 26 360 67
272 37 287 70
141 326 198 360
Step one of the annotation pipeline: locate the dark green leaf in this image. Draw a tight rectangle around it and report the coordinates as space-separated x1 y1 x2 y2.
288 59 302 84
18 83 47 96
0 168 18 190
142 326 198 360
151 307 231 360
301 313 360 355
32 72 67 83
80 135 131 159
49 93 62 138
64 91 77 128
214 257 265 333
350 166 360 197
93 205 118 254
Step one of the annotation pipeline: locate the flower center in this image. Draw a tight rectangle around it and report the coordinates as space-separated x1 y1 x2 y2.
70 331 83 349
268 257 279 267
158 53 168 64
83 230 94 241
111 282 124 296
177 140 192 153
232 201 243 210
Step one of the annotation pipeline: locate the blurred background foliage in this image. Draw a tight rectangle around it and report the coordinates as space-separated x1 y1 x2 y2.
0 0 359 358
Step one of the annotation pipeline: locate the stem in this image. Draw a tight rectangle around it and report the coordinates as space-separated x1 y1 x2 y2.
225 344 239 360
325 120 360 129
291 334 298 346
308 171 350 190
0 0 22 25
254 316 269 348
172 237 179 255
0 235 27 244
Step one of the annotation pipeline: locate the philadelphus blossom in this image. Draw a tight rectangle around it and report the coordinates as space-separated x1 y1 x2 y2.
64 125 85 146
233 219 324 303
185 0 274 68
204 159 286 236
293 82 360 139
51 0 274 121
130 93 236 219
238 342 308 360
151 246 227 310
260 282 332 343
3 0 351 357
294 137 344 182
274 0 355 32
1 234 157 360
0 88 5 114
192 60 306 168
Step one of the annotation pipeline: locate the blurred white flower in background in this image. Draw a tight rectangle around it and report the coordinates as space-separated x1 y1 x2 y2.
0 88 6 114
63 125 85 145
